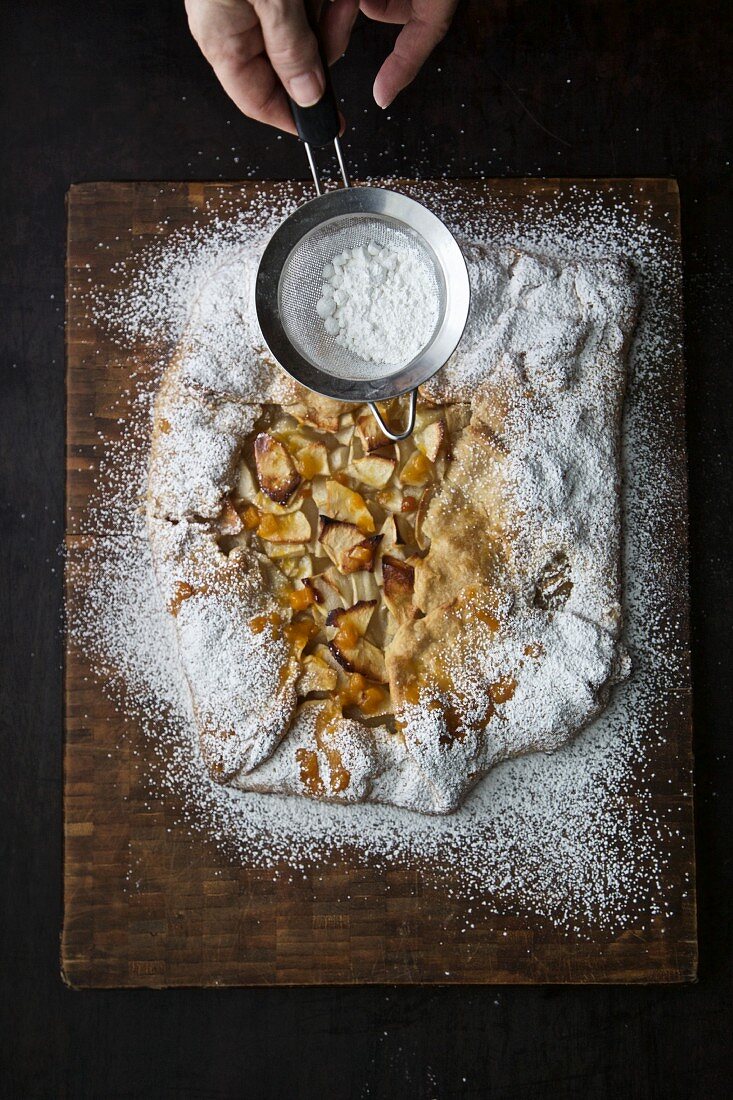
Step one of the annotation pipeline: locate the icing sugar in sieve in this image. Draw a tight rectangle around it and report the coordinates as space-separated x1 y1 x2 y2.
279 215 443 383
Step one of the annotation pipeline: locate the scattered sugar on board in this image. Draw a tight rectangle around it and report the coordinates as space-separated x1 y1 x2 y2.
68 182 690 934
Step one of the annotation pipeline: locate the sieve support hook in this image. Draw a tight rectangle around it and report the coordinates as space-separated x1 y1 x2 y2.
303 137 350 195
368 389 418 442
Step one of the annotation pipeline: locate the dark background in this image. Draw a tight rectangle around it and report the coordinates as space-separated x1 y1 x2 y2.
1 0 731 1096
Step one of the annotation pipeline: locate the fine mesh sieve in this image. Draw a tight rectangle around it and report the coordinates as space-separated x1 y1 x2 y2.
277 213 444 384
254 29 470 440
257 187 470 439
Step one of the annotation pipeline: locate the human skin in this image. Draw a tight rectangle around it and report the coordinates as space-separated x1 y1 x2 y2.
186 0 459 134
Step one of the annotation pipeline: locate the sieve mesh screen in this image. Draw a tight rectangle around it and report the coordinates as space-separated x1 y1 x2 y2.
278 213 446 381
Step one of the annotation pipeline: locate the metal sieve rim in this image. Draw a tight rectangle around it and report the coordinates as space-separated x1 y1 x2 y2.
255 187 471 404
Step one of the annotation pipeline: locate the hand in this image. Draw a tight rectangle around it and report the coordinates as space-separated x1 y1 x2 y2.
360 1 459 110
186 0 459 133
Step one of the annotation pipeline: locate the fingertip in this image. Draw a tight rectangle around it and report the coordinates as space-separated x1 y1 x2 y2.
372 75 394 111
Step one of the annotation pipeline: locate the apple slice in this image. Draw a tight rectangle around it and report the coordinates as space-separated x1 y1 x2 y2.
414 485 435 550
318 517 382 574
414 418 447 463
328 634 388 683
292 438 330 480
349 454 396 489
379 514 404 552
253 490 304 515
257 510 312 543
278 555 314 580
399 449 433 487
326 599 376 638
235 460 257 503
218 500 243 534
382 554 416 625
297 654 339 696
253 432 301 505
262 541 307 560
375 516 404 584
355 411 390 453
313 479 375 533
326 600 388 683
328 445 349 473
284 394 346 433
444 403 471 437
414 406 444 432
350 569 380 605
304 571 345 616
375 486 403 514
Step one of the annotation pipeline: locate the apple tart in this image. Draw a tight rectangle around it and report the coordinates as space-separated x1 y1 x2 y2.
147 244 639 814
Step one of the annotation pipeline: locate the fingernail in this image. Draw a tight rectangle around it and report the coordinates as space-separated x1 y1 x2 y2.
290 70 324 108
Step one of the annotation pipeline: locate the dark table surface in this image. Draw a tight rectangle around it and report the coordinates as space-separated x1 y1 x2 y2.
1 1 731 1096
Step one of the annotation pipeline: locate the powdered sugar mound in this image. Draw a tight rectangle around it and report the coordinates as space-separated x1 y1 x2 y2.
317 242 440 369
69 182 687 933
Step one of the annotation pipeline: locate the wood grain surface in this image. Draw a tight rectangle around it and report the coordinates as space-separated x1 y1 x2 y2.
63 178 696 988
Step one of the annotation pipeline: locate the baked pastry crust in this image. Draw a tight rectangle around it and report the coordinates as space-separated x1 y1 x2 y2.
147 243 639 814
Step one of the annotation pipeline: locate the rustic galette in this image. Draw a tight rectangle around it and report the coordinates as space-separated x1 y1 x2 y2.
146 243 639 814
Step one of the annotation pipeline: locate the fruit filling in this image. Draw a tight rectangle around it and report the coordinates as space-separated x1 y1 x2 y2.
220 399 470 721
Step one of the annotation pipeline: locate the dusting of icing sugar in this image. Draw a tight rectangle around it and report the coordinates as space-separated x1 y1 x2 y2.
315 240 439 370
68 182 691 934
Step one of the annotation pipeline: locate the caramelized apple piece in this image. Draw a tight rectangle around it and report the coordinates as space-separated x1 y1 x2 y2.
304 572 345 616
326 600 387 683
254 432 301 505
297 654 339 695
253 490 304 515
349 454 396 489
257 510 311 543
375 486 403 513
379 515 404 553
414 418 447 463
328 634 387 683
326 599 376 638
355 411 390 453
400 449 432 487
283 394 347 433
313 479 375 533
338 673 391 717
292 438 330 479
318 517 382 575
382 555 417 625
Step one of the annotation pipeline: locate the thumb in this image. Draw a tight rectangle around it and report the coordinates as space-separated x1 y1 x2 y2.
254 0 325 107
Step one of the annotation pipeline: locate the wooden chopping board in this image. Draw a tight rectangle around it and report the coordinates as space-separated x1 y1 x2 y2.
63 179 696 987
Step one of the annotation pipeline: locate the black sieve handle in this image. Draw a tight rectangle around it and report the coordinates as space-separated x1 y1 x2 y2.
288 0 341 149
